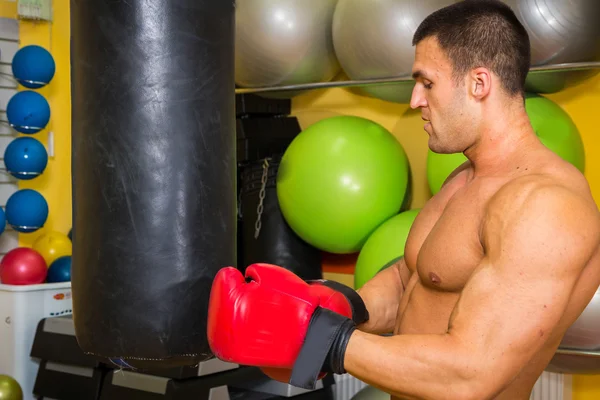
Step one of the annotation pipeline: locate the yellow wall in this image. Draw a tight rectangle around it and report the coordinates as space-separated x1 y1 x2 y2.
0 1 15 18
2 0 599 397
547 75 600 203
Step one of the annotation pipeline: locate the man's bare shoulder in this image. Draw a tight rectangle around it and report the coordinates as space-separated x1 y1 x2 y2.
484 172 600 252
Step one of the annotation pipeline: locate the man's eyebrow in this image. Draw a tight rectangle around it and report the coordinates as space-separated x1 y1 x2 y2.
412 69 431 81
412 70 429 80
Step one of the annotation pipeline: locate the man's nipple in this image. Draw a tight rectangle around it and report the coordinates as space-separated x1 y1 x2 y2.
429 272 442 285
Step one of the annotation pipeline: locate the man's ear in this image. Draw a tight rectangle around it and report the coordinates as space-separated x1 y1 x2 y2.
469 67 492 100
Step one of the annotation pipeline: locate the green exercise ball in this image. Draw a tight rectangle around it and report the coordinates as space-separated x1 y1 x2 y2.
277 115 410 254
526 93 585 172
354 209 420 289
427 93 585 195
0 375 22 400
426 151 467 196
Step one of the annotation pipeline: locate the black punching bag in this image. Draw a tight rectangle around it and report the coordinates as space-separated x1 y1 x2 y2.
70 0 236 369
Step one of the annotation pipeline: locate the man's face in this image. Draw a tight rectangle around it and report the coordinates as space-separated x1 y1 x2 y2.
410 37 472 154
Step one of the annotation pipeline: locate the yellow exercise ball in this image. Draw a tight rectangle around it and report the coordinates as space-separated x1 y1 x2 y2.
32 231 72 267
0 375 22 400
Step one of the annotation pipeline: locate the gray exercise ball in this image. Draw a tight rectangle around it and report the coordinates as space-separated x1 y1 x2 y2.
332 0 458 104
235 0 340 97
503 0 600 66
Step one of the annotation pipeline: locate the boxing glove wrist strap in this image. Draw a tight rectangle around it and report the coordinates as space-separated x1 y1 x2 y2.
290 307 356 390
307 279 370 324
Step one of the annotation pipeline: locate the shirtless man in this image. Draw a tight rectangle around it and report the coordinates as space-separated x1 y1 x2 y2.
346 1 600 398
207 1 600 399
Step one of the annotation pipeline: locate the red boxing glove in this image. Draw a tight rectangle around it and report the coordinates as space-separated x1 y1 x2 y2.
261 278 369 384
207 263 359 389
207 263 318 369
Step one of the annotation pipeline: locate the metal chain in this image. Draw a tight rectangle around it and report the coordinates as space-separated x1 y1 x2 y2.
237 184 243 219
254 158 270 239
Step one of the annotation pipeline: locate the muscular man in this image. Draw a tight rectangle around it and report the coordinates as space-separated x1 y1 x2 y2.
208 1 600 399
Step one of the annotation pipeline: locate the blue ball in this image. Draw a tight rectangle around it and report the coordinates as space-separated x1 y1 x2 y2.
4 137 48 180
47 256 71 283
6 91 51 134
5 189 48 233
12 45 56 89
0 207 6 236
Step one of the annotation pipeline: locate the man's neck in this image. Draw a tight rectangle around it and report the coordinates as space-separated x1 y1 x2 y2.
464 107 539 178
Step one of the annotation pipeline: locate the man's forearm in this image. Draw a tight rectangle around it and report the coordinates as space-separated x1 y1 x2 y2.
343 330 483 400
356 261 406 334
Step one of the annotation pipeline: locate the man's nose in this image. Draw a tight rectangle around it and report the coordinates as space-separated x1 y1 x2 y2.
410 84 427 110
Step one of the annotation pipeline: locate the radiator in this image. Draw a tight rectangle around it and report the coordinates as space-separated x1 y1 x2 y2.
332 374 369 400
530 371 572 400
332 371 572 400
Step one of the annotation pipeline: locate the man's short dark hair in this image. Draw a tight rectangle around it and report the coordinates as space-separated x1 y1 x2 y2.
413 0 530 97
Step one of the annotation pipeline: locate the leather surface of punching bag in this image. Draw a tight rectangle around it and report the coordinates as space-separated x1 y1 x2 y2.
70 0 236 368
239 156 322 280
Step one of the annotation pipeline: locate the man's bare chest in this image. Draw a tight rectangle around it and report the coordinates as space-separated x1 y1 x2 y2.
406 183 493 293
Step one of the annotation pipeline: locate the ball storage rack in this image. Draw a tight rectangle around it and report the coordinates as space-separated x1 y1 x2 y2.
234 61 600 98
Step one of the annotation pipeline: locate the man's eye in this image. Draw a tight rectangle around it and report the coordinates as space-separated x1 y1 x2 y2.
424 82 433 89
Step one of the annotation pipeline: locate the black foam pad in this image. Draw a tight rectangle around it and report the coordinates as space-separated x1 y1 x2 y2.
236 93 291 118
236 117 301 164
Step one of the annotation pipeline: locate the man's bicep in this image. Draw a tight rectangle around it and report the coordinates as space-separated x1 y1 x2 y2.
448 257 577 365
447 185 599 394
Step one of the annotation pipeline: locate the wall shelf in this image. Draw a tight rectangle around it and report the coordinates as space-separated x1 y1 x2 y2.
555 348 600 358
235 60 600 99
547 348 600 375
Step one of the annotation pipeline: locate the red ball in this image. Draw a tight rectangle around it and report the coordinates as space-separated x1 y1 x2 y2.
0 247 47 285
